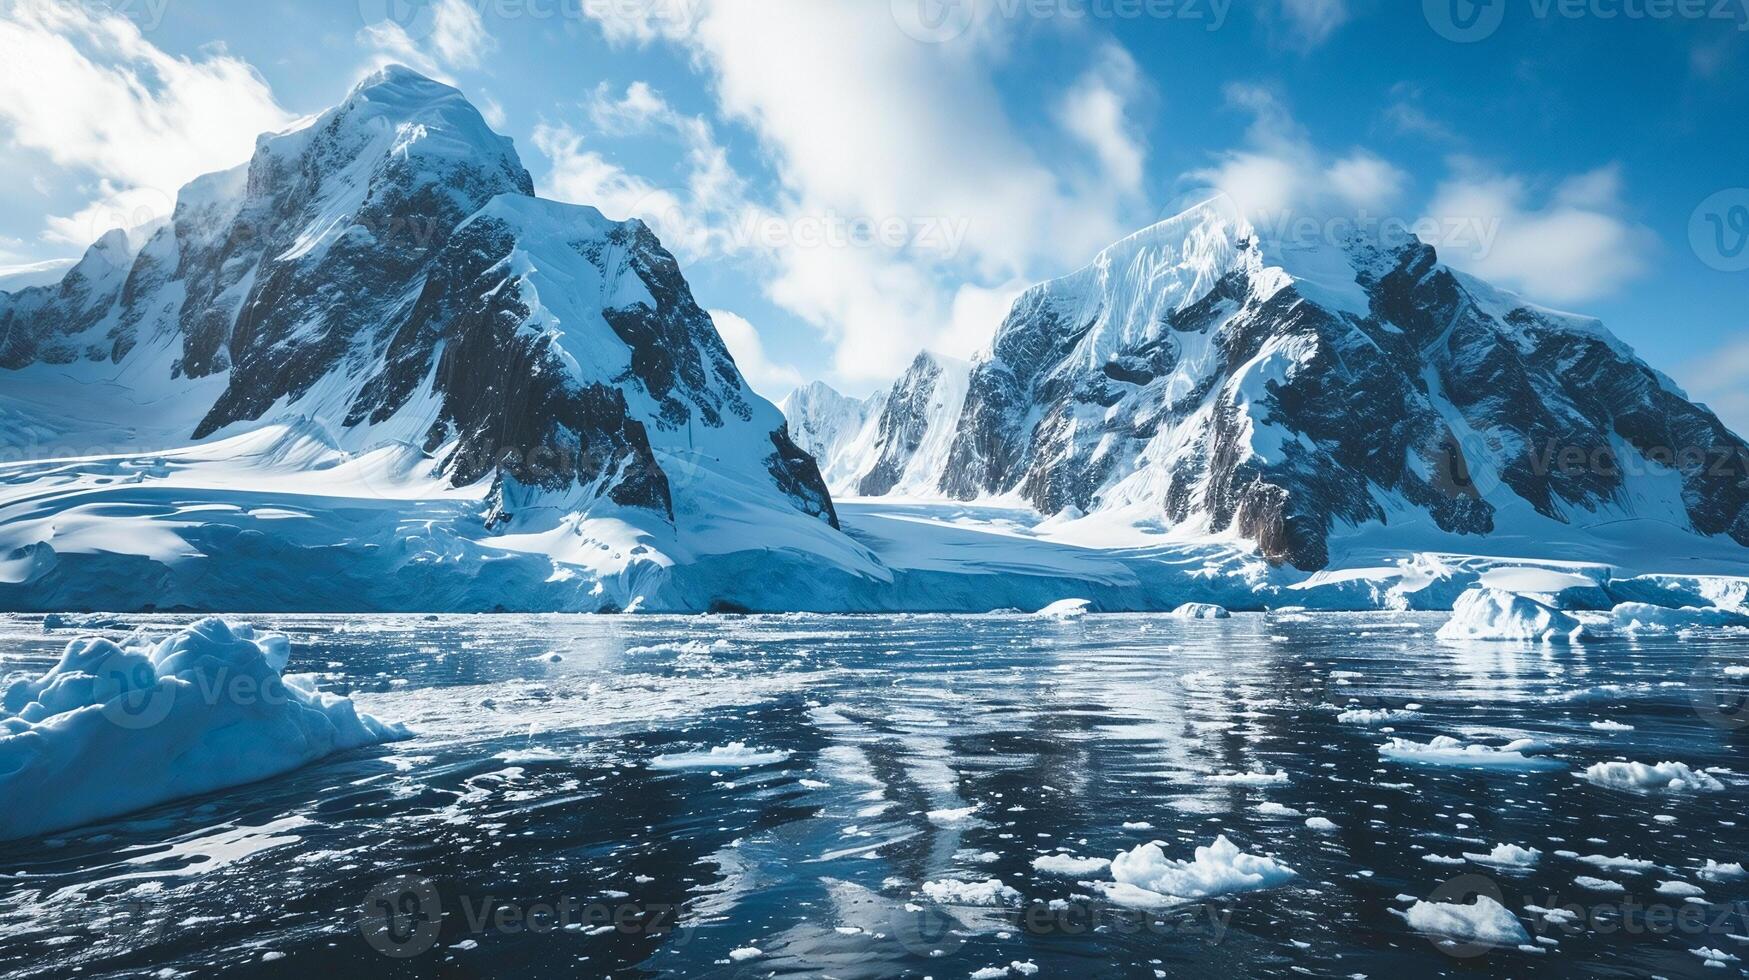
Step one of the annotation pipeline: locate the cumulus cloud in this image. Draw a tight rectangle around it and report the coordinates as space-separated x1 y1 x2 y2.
533 83 762 264
579 0 1152 383
1423 161 1656 305
359 0 496 80
709 309 803 398
1056 45 1147 194
1273 0 1351 47
0 0 293 248
1189 84 1408 222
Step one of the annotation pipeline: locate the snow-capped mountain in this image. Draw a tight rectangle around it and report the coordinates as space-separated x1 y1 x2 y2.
781 351 970 498
798 199 1749 570
777 381 878 491
0 66 851 610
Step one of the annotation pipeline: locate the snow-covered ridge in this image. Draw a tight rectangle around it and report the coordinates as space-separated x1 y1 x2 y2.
784 351 970 498
796 197 1749 573
0 65 849 611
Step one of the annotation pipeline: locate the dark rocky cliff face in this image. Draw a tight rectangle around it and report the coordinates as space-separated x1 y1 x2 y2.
910 211 1749 570
0 65 839 534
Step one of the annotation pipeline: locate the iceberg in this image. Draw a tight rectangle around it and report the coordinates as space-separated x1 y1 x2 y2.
1437 588 1591 643
1100 835 1295 906
1580 761 1725 794
0 618 409 841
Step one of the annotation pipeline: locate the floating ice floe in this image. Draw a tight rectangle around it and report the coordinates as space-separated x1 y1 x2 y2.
1463 844 1542 869
0 618 410 841
1396 895 1531 948
1657 881 1706 897
1575 876 1625 892
1379 736 1565 771
1033 598 1092 620
1574 854 1657 873
1305 817 1339 832
1205 770 1290 786
1580 761 1724 794
1337 708 1421 725
926 806 986 829
1693 947 1741 967
1700 860 1748 883
921 877 1021 906
1097 835 1295 907
1611 603 1749 633
1031 853 1112 876
1169 603 1231 620
1437 588 1591 644
648 742 792 770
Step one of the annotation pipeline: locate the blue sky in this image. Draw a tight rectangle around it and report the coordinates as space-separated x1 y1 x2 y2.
0 0 1744 431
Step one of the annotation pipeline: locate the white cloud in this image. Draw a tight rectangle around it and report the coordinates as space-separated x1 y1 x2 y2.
0 0 293 248
709 309 803 397
1275 0 1351 47
1055 45 1147 194
359 0 495 80
1189 85 1408 223
533 83 762 264
1423 162 1655 305
579 0 1152 384
431 0 495 69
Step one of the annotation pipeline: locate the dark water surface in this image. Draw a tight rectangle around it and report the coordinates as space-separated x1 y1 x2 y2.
2 611 1747 978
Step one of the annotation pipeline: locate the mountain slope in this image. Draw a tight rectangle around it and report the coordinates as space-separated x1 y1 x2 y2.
830 200 1749 570
0 66 847 610
781 351 970 498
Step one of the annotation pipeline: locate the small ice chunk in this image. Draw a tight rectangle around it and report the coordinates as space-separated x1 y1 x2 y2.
1463 844 1542 869
1657 881 1706 897
1574 854 1656 873
1206 771 1290 787
1397 895 1530 947
1574 876 1625 892
1305 817 1339 832
1699 860 1747 883
1034 599 1092 620
926 806 985 829
1337 708 1421 725
1032 854 1112 876
1438 589 1590 644
1580 761 1724 794
1169 603 1231 620
1379 736 1563 771
649 742 792 770
1102 835 1294 905
728 947 763 962
921 878 1021 906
